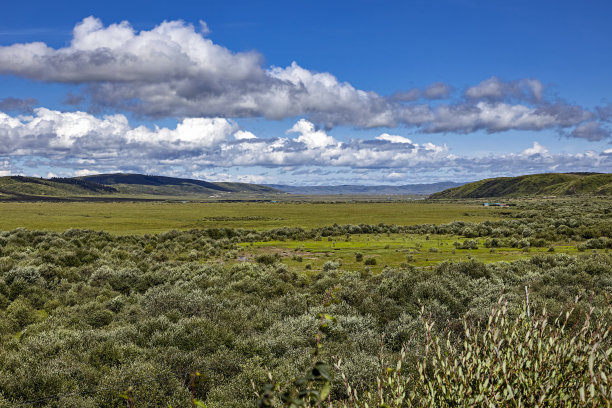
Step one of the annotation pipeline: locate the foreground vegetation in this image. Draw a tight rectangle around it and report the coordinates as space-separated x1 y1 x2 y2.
0 197 610 406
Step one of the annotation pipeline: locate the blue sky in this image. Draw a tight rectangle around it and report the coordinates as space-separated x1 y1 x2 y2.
0 0 610 184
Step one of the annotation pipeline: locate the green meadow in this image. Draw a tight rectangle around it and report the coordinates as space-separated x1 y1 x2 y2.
0 200 507 234
237 233 583 271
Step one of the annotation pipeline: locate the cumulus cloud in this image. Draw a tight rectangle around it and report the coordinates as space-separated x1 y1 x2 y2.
375 133 414 144
1 109 608 184
0 17 392 127
287 119 338 149
426 101 595 134
521 141 549 157
0 97 38 114
0 17 607 139
465 77 544 102
570 121 610 141
0 108 237 156
0 158 9 176
389 88 421 102
0 109 449 170
233 130 257 140
423 82 452 99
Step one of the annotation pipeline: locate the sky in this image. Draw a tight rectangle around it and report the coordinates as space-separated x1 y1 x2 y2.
0 0 611 185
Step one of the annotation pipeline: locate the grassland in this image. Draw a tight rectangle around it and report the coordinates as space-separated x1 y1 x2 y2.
237 234 591 273
236 234 583 271
0 201 508 234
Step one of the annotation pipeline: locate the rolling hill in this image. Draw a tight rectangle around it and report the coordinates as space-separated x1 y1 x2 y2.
0 173 280 200
78 173 278 195
0 175 119 199
430 173 612 199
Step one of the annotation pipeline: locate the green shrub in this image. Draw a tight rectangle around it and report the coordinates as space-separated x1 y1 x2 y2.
256 253 281 265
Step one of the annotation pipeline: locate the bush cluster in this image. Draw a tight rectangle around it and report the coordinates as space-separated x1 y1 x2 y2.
0 223 610 406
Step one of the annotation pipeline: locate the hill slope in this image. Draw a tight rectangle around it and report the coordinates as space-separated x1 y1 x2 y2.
430 173 612 198
0 173 280 200
0 176 118 198
79 173 280 195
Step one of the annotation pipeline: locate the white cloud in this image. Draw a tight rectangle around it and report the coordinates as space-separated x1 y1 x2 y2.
423 82 451 99
73 169 100 176
0 109 609 183
234 130 257 140
287 119 338 148
0 108 237 155
376 133 413 144
427 102 591 133
0 17 391 127
465 77 544 102
0 159 9 176
126 117 237 147
0 17 607 138
521 141 550 157
570 121 610 141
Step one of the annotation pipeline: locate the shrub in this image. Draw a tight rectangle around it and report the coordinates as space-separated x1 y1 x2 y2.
256 253 281 265
364 258 377 266
323 261 340 272
415 300 612 407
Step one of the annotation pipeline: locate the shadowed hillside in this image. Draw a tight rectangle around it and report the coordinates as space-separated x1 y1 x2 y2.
430 173 612 198
79 173 280 195
0 176 118 198
0 173 280 200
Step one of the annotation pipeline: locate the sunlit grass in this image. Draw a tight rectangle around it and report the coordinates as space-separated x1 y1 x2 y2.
236 233 587 271
0 201 508 234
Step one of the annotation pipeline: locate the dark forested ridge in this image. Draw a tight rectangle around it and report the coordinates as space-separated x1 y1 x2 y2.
0 173 280 200
430 172 612 198
79 173 280 196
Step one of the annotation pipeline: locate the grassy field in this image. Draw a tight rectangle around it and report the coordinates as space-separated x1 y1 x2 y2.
235 233 583 271
0 201 508 234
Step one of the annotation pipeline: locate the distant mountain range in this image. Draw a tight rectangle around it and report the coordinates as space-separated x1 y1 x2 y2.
0 174 467 200
2 172 608 202
266 182 465 195
430 173 612 198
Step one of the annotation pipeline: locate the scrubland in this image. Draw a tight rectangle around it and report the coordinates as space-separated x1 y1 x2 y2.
0 197 610 406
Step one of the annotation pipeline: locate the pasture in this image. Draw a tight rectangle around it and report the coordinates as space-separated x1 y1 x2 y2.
237 233 580 270
0 200 508 234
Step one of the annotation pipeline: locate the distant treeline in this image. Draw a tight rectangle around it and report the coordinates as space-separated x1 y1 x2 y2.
49 177 118 193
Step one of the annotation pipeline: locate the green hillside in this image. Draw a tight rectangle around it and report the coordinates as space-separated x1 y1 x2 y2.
79 173 280 196
0 173 280 200
0 176 117 199
430 172 612 198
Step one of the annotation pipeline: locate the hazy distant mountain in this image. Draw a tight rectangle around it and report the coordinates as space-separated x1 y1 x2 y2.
266 182 465 195
430 173 612 198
